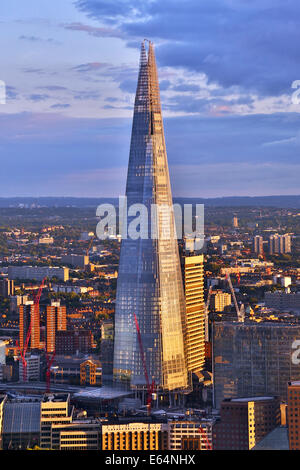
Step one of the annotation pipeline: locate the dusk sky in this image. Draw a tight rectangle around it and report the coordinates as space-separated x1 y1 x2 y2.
1 0 300 198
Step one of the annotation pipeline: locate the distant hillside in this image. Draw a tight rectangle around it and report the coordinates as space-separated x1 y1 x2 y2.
0 195 300 208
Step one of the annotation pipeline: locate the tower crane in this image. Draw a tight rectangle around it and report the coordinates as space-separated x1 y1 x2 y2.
133 313 155 415
85 235 95 257
204 286 213 342
226 273 245 322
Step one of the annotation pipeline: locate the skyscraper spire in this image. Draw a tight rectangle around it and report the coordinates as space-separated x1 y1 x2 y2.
113 42 189 393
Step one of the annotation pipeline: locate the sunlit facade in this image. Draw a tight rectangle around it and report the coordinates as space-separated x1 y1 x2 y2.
113 41 188 392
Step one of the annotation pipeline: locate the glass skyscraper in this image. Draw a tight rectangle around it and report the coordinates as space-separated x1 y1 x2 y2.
113 41 189 393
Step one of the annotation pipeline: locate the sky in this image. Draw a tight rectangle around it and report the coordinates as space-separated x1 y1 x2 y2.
1 0 300 198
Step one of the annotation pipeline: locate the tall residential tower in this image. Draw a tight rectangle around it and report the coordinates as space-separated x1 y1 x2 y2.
113 41 189 394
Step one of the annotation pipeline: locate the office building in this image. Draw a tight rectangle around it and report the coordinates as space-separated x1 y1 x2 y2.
182 253 205 373
113 41 188 394
8 265 69 282
213 321 300 408
213 397 280 450
264 291 300 311
102 422 168 450
61 254 89 269
40 393 72 449
46 301 67 353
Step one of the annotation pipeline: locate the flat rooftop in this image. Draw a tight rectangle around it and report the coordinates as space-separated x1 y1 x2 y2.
230 396 275 402
42 393 69 403
73 386 133 401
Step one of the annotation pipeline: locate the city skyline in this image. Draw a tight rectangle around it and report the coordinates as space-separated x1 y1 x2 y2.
1 1 300 197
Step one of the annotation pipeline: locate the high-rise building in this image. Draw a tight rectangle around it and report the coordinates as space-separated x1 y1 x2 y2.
113 41 188 394
182 253 205 374
253 235 264 255
213 321 300 408
269 233 292 254
213 397 280 450
19 302 40 350
46 301 67 353
233 216 239 228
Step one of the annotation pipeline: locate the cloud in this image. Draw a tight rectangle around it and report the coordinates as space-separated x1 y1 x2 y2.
62 21 124 39
72 62 108 73
19 35 60 44
75 0 300 97
50 103 71 109
28 94 50 102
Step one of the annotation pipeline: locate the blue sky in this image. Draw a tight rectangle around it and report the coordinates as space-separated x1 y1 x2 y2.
1 0 300 197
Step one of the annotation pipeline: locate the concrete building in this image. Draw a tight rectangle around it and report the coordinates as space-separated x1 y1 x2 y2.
211 290 232 312
168 419 213 450
61 254 89 269
8 266 69 282
19 354 40 382
102 422 168 450
213 397 280 450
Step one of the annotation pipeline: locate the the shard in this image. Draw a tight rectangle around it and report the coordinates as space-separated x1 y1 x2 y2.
113 41 189 393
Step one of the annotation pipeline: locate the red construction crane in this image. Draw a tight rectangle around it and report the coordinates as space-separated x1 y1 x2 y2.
16 277 46 381
45 351 56 393
198 425 212 450
133 313 155 415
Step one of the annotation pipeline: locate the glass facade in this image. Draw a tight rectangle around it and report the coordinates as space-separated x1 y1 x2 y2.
213 321 300 408
113 41 188 392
